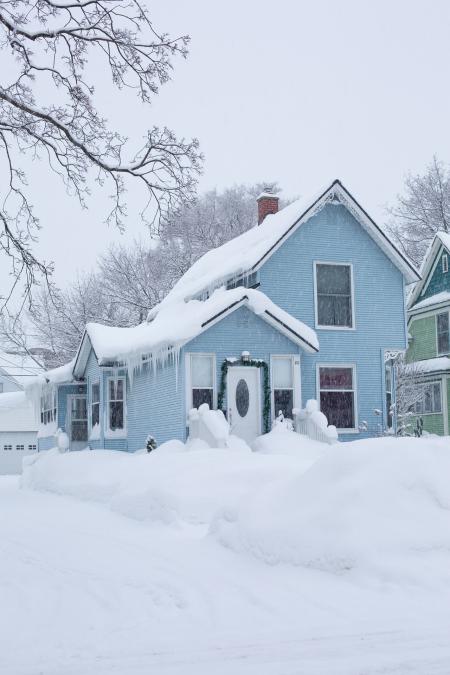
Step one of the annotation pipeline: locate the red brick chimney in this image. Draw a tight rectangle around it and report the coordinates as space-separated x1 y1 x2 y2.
257 188 279 225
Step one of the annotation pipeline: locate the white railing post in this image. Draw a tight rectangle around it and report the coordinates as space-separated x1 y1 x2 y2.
188 404 230 448
293 400 338 445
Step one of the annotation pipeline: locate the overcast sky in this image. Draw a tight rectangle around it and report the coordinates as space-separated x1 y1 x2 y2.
19 0 450 288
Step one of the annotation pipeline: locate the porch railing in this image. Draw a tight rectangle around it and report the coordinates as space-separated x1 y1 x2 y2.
188 404 230 448
292 400 338 445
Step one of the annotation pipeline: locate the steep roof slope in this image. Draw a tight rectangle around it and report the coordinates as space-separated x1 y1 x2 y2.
408 231 450 309
151 179 419 316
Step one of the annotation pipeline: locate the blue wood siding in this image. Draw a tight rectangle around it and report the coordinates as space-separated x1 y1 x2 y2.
37 382 86 451
124 306 300 452
259 203 407 439
418 247 450 302
187 305 300 431
127 355 186 452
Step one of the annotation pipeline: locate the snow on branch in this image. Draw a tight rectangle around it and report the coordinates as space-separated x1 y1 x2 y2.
0 0 202 303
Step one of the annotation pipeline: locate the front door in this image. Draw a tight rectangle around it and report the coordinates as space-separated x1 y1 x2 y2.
227 367 260 443
67 396 88 451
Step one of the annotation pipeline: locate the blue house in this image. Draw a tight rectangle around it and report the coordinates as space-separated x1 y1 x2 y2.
31 180 420 451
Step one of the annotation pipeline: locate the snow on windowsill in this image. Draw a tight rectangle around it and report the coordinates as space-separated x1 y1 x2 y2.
104 428 127 440
89 423 101 441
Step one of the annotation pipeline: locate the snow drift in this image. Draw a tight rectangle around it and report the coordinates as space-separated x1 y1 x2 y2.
213 436 450 581
22 434 450 583
22 430 321 527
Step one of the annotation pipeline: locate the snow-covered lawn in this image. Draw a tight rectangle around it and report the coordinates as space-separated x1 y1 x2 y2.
2 431 450 674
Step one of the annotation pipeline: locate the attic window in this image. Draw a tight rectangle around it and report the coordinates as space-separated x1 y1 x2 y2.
442 254 448 274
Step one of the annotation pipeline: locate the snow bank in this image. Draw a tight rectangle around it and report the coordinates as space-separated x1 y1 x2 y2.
22 434 450 584
22 432 315 527
213 436 450 581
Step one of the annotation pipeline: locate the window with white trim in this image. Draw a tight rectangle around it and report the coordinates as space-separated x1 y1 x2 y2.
272 356 294 419
319 366 356 429
40 387 56 425
191 354 215 409
315 263 353 328
442 254 448 273
437 312 449 355
28 444 37 452
16 445 24 451
413 381 442 415
107 377 125 431
3 445 12 451
385 363 393 429
91 382 100 428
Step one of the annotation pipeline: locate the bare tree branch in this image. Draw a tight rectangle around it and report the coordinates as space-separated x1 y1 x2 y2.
386 156 450 265
0 0 202 304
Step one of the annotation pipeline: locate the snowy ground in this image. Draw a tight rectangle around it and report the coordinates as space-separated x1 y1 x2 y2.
2 431 450 674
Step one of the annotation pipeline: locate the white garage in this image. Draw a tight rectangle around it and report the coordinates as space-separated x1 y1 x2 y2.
0 392 39 475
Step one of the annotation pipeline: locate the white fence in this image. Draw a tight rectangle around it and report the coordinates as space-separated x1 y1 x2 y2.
293 400 338 445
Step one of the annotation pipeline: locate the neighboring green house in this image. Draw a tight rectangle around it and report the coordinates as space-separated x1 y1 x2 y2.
407 232 450 436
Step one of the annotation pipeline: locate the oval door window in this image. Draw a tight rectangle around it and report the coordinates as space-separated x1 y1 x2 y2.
236 379 250 417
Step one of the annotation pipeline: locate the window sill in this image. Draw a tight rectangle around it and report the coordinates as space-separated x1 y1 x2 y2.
104 430 127 439
416 412 443 417
315 325 356 331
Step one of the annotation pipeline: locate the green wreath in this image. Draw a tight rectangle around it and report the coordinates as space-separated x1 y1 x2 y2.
217 357 271 433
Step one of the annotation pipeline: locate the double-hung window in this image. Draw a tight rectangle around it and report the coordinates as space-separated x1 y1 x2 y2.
108 377 125 432
437 312 450 355
315 263 354 328
385 363 393 429
190 354 215 409
91 382 100 428
318 366 356 430
414 382 442 415
443 254 448 273
40 387 56 425
272 356 294 419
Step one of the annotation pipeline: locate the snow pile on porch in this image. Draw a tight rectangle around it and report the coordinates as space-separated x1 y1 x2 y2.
85 286 318 367
22 435 450 583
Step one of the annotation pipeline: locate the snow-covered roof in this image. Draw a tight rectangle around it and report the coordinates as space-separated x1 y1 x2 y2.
0 391 38 432
74 287 318 376
25 360 76 402
405 356 450 375
410 291 450 312
151 180 419 317
408 231 450 309
437 231 450 252
0 350 44 389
